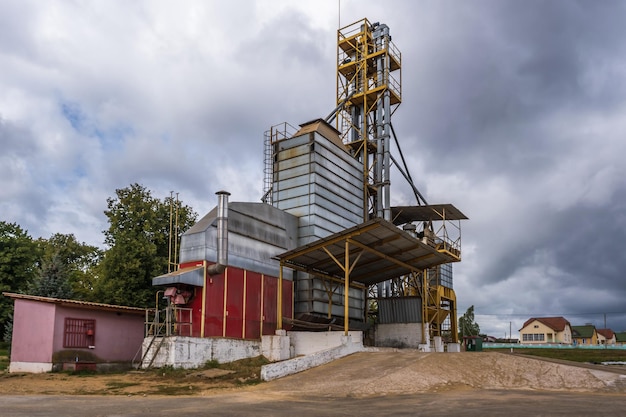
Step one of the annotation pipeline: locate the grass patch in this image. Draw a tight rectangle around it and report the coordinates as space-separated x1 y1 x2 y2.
0 348 9 371
497 348 626 363
150 384 201 395
106 381 140 390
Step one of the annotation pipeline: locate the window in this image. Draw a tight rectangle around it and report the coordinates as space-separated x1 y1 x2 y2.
522 333 545 342
64 318 96 348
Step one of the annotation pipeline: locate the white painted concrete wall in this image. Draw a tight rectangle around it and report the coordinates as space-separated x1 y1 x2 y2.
9 361 52 373
142 336 261 369
289 331 363 355
260 333 364 381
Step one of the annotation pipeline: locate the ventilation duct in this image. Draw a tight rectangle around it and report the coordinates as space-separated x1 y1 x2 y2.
207 191 230 275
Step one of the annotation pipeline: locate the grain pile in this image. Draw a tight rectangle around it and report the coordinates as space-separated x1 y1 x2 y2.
259 350 626 397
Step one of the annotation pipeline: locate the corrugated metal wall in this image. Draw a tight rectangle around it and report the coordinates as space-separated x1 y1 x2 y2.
378 297 422 323
272 131 363 245
272 128 366 320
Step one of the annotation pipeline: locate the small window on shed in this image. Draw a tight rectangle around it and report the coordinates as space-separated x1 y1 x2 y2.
64 318 96 348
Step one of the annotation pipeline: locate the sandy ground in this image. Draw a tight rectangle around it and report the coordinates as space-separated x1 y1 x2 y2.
1 351 625 397
254 350 626 397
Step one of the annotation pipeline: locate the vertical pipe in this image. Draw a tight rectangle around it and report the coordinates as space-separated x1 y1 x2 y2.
208 191 230 275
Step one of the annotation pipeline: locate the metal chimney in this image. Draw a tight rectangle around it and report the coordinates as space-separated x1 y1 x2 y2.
207 190 230 275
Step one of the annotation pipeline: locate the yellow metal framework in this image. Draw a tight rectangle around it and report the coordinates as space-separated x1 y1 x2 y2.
275 218 460 340
336 18 402 220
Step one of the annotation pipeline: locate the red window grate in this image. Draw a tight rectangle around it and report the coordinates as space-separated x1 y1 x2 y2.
64 318 96 348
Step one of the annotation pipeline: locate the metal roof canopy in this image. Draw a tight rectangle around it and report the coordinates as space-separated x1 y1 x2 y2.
275 217 461 334
276 217 460 288
391 204 468 225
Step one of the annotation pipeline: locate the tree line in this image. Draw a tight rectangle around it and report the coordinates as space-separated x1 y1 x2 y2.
0 183 197 340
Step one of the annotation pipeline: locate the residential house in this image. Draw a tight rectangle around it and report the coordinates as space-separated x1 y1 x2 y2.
572 324 598 346
3 292 145 373
615 332 626 346
596 328 616 345
519 317 572 344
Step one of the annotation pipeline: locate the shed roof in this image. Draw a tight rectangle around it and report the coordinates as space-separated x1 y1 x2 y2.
391 204 468 224
521 317 570 332
275 217 460 287
2 292 145 315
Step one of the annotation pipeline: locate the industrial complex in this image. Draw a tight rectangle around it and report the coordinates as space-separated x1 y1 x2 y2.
142 18 467 375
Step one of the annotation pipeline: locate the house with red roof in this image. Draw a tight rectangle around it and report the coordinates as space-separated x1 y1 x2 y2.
596 328 616 345
519 317 573 344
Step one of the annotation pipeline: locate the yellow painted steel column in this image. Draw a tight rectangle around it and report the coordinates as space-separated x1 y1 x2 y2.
201 261 207 338
344 240 349 336
421 268 427 343
242 270 247 339
222 268 228 337
277 264 283 330
260 274 265 337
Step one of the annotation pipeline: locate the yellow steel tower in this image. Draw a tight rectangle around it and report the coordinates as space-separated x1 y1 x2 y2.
335 18 402 222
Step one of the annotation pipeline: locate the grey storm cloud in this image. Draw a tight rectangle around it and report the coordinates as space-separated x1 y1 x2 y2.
1 0 625 335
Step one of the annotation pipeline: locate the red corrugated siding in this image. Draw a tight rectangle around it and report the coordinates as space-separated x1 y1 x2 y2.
262 275 278 335
225 269 244 338
173 263 292 339
204 274 225 337
245 271 262 339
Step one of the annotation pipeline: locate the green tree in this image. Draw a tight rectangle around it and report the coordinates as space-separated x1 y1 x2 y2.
27 253 74 299
458 305 481 339
94 184 197 308
35 233 102 301
0 222 42 336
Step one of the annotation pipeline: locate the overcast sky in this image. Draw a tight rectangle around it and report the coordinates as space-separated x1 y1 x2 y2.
2 0 625 337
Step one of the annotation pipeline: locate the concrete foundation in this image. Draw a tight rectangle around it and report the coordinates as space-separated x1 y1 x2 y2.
289 331 363 356
141 336 261 369
261 330 291 362
9 361 53 373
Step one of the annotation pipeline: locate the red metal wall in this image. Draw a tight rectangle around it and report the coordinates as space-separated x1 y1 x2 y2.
179 262 292 339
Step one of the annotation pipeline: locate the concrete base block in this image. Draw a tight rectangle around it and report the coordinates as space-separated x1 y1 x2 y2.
447 343 461 352
433 336 444 352
261 334 291 362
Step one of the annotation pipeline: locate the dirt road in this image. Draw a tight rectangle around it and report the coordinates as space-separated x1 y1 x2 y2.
2 351 626 416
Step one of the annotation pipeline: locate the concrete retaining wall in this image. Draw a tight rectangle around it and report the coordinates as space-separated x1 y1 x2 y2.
142 336 261 369
260 333 364 381
289 331 363 355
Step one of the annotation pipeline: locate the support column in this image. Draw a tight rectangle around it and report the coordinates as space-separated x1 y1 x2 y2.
344 240 350 336
278 263 283 330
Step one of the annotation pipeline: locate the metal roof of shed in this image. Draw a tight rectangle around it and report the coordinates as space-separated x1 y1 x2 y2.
275 217 460 287
2 292 145 315
391 204 468 225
